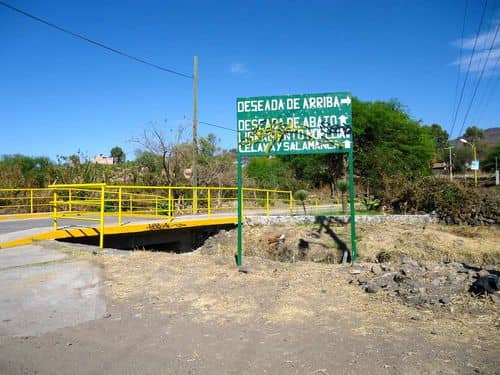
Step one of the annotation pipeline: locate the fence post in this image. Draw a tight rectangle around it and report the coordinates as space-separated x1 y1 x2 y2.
192 187 198 214
118 187 122 225
168 187 172 220
289 191 293 215
30 189 34 214
53 191 58 231
207 187 211 218
129 194 133 213
68 189 72 212
266 191 270 217
99 185 105 249
155 196 158 216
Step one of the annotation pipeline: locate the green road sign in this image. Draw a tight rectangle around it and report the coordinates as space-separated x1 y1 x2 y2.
237 92 352 156
235 91 357 269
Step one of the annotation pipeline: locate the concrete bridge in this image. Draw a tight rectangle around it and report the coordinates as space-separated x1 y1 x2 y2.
0 184 336 251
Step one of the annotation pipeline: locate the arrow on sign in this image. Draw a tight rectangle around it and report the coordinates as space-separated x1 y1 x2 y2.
340 96 351 106
338 115 349 126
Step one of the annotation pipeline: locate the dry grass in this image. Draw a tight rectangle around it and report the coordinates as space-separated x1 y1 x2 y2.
73 249 499 350
356 223 500 265
38 222 500 350
200 222 500 265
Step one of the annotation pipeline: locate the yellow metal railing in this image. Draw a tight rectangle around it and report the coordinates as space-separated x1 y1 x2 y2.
0 184 295 248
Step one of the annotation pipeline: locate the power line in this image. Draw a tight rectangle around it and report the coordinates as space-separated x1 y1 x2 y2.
450 0 469 137
449 0 488 139
471 52 500 124
184 117 236 133
457 24 499 136
0 1 192 79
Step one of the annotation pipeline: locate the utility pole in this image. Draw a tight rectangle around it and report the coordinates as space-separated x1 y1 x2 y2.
496 156 499 186
445 146 454 181
192 56 198 211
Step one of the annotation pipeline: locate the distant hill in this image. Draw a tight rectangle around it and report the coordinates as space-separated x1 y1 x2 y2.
483 127 500 145
451 127 500 146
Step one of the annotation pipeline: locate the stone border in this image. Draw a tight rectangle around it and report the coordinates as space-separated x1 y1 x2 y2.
245 214 438 226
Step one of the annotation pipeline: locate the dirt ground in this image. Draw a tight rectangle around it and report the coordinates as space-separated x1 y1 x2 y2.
0 222 499 374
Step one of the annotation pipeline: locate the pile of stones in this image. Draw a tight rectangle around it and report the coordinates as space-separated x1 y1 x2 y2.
351 256 499 306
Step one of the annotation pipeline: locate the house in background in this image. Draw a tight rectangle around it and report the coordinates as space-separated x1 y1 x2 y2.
432 162 448 175
91 154 114 165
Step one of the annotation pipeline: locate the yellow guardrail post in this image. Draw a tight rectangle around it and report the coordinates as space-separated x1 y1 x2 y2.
68 189 72 212
155 196 158 216
266 191 270 217
207 187 211 218
99 185 105 249
129 194 133 213
315 199 319 210
118 187 123 225
53 191 58 231
289 191 293 214
192 187 198 214
30 189 34 214
168 188 172 220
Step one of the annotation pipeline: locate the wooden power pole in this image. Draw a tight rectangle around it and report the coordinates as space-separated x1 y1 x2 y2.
192 56 198 188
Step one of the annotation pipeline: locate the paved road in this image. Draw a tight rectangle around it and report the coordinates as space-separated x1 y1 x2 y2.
0 243 106 337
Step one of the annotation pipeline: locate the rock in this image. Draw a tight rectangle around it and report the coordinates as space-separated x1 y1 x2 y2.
484 265 498 272
357 277 368 285
349 269 361 275
103 312 111 318
371 265 382 275
431 278 441 287
491 293 500 304
365 283 380 293
402 256 419 268
478 269 490 277
400 265 415 276
439 296 451 305
394 273 408 283
380 263 392 272
446 274 461 285
471 274 500 294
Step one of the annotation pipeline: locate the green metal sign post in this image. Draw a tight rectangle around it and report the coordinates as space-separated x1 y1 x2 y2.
236 92 356 267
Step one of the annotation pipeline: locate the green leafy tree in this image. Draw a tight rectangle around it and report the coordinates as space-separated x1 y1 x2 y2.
246 157 299 190
352 98 435 194
481 144 500 172
463 126 485 144
110 146 126 164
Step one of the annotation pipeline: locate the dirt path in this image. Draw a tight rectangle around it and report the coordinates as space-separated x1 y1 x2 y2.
0 240 498 374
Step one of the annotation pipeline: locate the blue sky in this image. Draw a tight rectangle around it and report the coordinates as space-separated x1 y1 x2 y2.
1 0 499 160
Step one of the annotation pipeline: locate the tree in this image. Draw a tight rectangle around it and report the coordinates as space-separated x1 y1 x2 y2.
131 122 190 185
294 189 309 215
337 180 349 212
481 144 500 172
463 126 484 144
110 146 126 164
246 157 298 190
197 134 236 187
0 154 53 187
426 123 449 150
352 98 435 194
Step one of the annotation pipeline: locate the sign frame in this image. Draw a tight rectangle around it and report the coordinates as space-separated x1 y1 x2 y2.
236 92 357 267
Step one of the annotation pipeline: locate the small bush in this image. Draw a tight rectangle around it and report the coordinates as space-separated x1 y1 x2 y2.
381 176 499 225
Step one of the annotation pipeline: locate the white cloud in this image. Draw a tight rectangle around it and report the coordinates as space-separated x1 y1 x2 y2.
229 62 247 75
453 28 500 50
452 48 500 74
451 26 500 76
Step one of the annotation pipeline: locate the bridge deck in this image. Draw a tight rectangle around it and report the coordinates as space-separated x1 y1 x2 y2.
0 214 238 249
